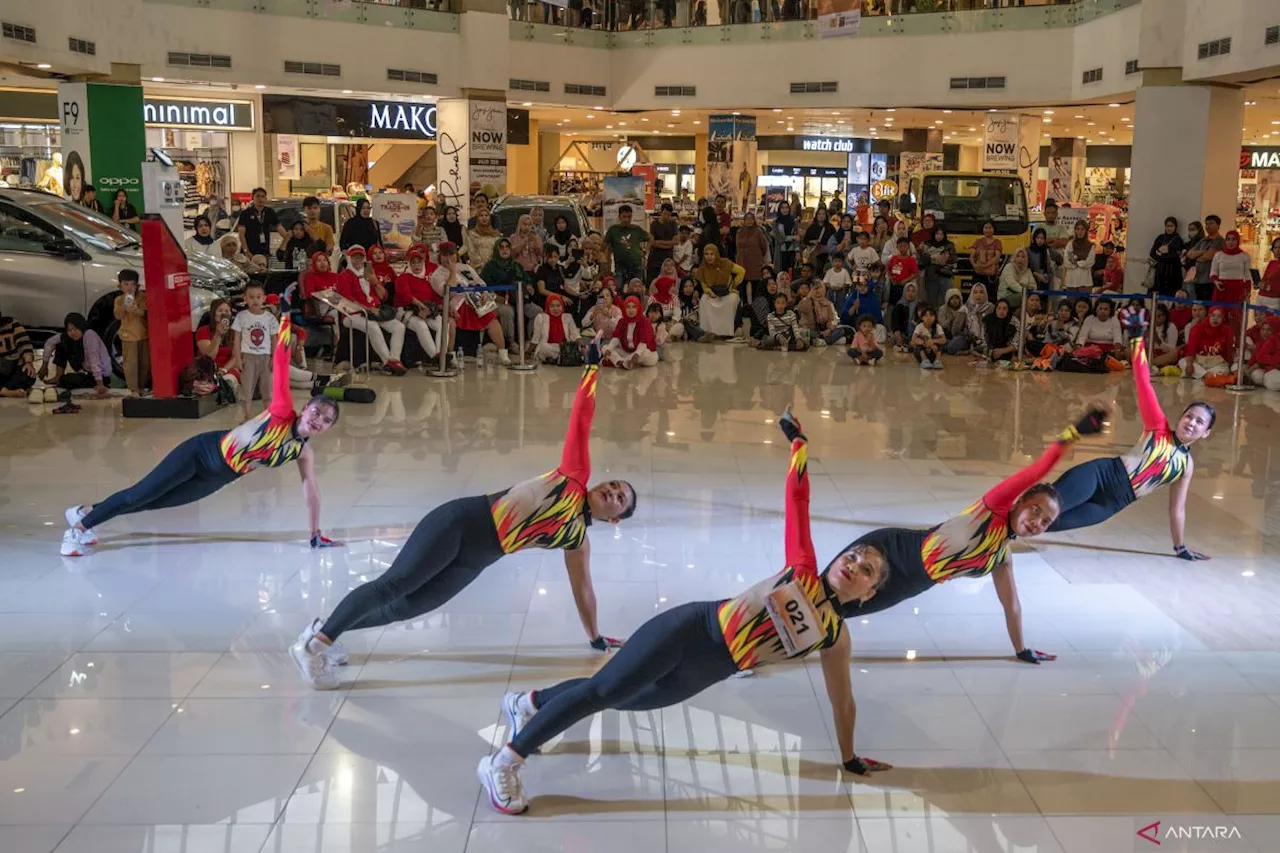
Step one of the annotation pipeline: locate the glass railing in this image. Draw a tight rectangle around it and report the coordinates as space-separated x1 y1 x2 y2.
510 0 1137 45
143 0 460 31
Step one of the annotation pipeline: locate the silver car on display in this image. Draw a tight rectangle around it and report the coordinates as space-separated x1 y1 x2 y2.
0 188 241 369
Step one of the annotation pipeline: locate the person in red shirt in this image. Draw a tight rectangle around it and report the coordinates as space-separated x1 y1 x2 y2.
887 237 920 304
648 257 679 318
1181 306 1237 379
392 242 441 361
333 245 408 375
195 298 236 374
1248 317 1280 389
1258 237 1280 310
910 213 936 249
368 243 396 287
604 296 659 369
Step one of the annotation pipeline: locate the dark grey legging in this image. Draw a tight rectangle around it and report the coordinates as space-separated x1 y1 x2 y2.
320 495 505 639
81 431 240 529
1047 456 1137 532
510 600 738 758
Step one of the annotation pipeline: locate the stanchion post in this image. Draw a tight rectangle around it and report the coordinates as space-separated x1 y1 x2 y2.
425 275 457 378
507 280 537 372
1226 298 1254 392
1016 289 1028 364
1145 287 1157 357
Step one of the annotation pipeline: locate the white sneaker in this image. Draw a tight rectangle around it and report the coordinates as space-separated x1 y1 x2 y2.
931 359 943 370
309 618 349 666
870 358 881 366
498 349 511 366
65 505 97 545
290 623 339 690
59 528 88 557
502 691 535 742
477 752 528 815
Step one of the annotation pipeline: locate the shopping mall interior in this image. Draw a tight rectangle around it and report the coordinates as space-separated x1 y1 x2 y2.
1 1 1279 852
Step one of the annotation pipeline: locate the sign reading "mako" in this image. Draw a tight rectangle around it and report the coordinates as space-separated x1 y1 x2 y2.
370 102 437 139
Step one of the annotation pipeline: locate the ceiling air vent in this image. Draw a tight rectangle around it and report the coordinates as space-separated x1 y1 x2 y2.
1081 67 1103 84
509 78 550 92
790 81 837 94
654 85 696 97
388 68 438 84
168 52 232 69
1 22 36 43
69 37 96 56
565 83 606 97
949 76 1005 90
1125 59 1140 75
1197 37 1232 59
1264 25 1277 46
284 61 341 77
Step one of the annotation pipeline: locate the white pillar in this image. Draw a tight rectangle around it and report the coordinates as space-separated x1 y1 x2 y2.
1125 77 1244 292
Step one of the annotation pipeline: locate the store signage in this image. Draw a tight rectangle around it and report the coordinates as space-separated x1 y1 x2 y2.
143 98 254 131
1242 147 1280 169
370 102 437 139
800 136 856 153
262 95 437 141
768 166 846 177
982 113 1020 171
655 164 695 175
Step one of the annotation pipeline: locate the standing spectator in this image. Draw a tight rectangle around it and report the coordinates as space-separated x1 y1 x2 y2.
1258 237 1280 310
673 225 696 277
466 193 491 229
920 225 956 309
886 237 919 306
1027 228 1056 291
441 206 466 248
1209 229 1253 323
1149 217 1185 297
0 309 36 398
969 220 1004 291
646 203 679 281
826 214 857 263
302 196 336 254
734 211 770 303
111 189 139 230
910 213 937 250
1063 220 1096 293
869 216 892 256
1041 199 1071 257
696 206 723 254
464 209 503 270
1185 214 1225 302
113 270 149 396
774 201 798 272
339 198 383 254
186 216 220 258
415 205 446 260
801 207 833 268
239 187 286 259
41 313 110 395
228 283 281 418
996 247 1034 310
80 185 105 215
548 215 575 259
796 280 838 346
603 205 649 283
713 194 732 248
882 220 914 266
1091 241 1118 291
692 244 744 339
849 230 879 277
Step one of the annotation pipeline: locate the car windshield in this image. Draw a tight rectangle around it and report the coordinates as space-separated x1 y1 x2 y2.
921 177 1026 229
37 200 140 251
493 205 578 238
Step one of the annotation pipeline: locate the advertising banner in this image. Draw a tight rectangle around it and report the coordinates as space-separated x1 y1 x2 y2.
57 82 91 204
816 0 860 38
602 175 645 231
58 83 144 215
898 151 943 199
435 99 471 219
707 115 757 215
1048 155 1084 205
469 100 507 200
1017 116 1042 210
981 113 1020 171
631 163 657 211
845 151 870 210
276 135 300 179
371 193 417 250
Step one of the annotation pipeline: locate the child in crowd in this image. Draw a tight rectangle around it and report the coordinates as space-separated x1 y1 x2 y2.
759 293 807 351
1098 253 1124 293
649 258 680 319
848 315 883 365
1118 297 1147 344
673 225 695 277
1258 238 1280 310
604 295 658 369
1181 306 1237 380
911 305 946 369
1150 304 1181 367
1248 318 1280 390
645 303 671 358
1167 289 1193 331
530 293 581 364
583 286 622 339
886 237 919 305
229 282 280 419
822 253 853 310
849 230 879 277
113 269 149 397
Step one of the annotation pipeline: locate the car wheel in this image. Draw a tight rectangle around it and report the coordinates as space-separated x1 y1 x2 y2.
103 319 125 381
86 298 126 381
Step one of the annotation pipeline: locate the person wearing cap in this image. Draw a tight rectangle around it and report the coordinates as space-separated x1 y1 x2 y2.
333 245 409 375
393 243 443 361
431 241 511 364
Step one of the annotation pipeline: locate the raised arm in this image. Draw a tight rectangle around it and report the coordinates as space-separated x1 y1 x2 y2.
983 408 1105 513
1129 339 1168 432
779 408 817 575
559 360 599 484
269 316 295 419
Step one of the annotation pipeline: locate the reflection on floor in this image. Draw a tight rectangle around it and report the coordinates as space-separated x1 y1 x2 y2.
0 345 1278 853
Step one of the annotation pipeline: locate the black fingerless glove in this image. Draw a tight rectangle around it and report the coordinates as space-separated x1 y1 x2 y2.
1068 407 1106 439
778 410 806 443
585 340 602 366
843 755 870 775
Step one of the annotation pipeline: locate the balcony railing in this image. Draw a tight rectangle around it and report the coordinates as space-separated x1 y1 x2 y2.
144 0 461 30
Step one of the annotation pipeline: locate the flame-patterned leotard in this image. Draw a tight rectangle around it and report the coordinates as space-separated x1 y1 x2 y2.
1050 340 1190 532
220 317 308 473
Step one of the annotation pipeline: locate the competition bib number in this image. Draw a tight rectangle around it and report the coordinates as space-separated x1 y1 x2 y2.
764 581 823 657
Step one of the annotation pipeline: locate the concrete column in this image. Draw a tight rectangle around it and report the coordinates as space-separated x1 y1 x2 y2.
1125 73 1244 291
694 133 708 201
538 131 561 194
901 128 943 153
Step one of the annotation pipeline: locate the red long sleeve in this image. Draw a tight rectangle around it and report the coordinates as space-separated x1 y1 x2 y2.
1129 340 1168 433
982 440 1070 515
559 364 598 484
268 316 295 419
783 438 817 575
1252 336 1280 371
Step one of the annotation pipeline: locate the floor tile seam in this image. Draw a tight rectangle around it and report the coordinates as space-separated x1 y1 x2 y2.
256 694 351 847
959 674 1045 822
0 647 79 719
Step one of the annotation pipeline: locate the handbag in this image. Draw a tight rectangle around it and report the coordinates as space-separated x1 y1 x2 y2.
558 341 584 367
710 284 731 298
374 304 398 323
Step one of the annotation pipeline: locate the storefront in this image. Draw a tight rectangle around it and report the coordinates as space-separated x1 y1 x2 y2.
1238 146 1280 259
261 94 439 197
654 163 695 200
0 89 64 192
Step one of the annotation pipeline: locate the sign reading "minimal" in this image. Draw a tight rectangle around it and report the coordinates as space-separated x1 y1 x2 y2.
143 98 254 130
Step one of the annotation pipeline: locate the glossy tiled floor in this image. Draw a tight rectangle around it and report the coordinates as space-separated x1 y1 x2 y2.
1 345 1279 853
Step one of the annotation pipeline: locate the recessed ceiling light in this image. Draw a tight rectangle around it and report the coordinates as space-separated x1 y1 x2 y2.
586 114 595 118
1044 119 1052 124
521 101 532 107
988 108 997 112
1076 135 1084 139
618 121 627 126
1108 102 1120 107
831 111 840 115
640 118 649 122
693 120 701 125
606 124 614 129
732 111 741 116
593 105 604 110
943 110 953 114
667 123 674 128
786 126 794 131
934 120 943 124
1087 121 1096 126
1074 114 1084 119
776 120 784 124
671 110 680 115
342 89 353 94
36 63 51 70
1043 109 1054 115
772 108 782 112
152 77 165 82
1120 117 1130 122
255 84 266 89
968 126 977 131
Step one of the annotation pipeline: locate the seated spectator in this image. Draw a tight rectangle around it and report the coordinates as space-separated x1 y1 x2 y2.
196 298 236 374
996 247 1034 309
984 299 1020 363
1097 253 1124 293
649 258 680 318
1075 298 1125 353
603 296 658 369
890 281 921 351
1181 306 1236 379
1166 289 1193 331
911 305 946 369
1069 297 1093 340
530 294 581 364
219 234 253 273
938 288 965 341
677 279 706 342
748 278 780 343
838 274 883 342
758 293 808 351
393 243 442 361
583 285 622 339
279 220 316 272
432 241 509 364
1183 302 1207 339
1046 301 1076 348
847 315 883 366
796 281 838 347
1248 318 1280 389
646 303 672 356
368 244 396 289
1020 292 1050 357
1117 297 1147 343
0 309 36 398
944 283 993 355
1259 237 1280 310
41 313 110 396
1150 304 1182 367
334 246 409 375
480 238 528 342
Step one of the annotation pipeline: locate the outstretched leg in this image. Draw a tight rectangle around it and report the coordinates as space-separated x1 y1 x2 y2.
80 432 234 529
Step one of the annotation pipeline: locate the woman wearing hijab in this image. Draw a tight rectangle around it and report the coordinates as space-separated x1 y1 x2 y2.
1149 217 1185 297
938 287 964 340
881 220 914 266
604 296 658 369
530 294 581 363
42 313 111 395
548 215 574 258
368 244 396 287
748 278 780 342
339 198 382 253
693 244 746 339
676 279 705 342
944 282 994 355
997 247 1035 310
333 246 409 375
890 281 920 351
801 206 832 267
1063 221 1096 293
441 206 466 247
774 202 798 272
921 225 956 309
392 243 441 362
464 209 502 270
185 215 220 257
1027 227 1056 291
1209 229 1252 324
510 214 544 274
481 238 529 343
735 211 771 302
984 298 1020 363
869 216 892 255
696 206 723 254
